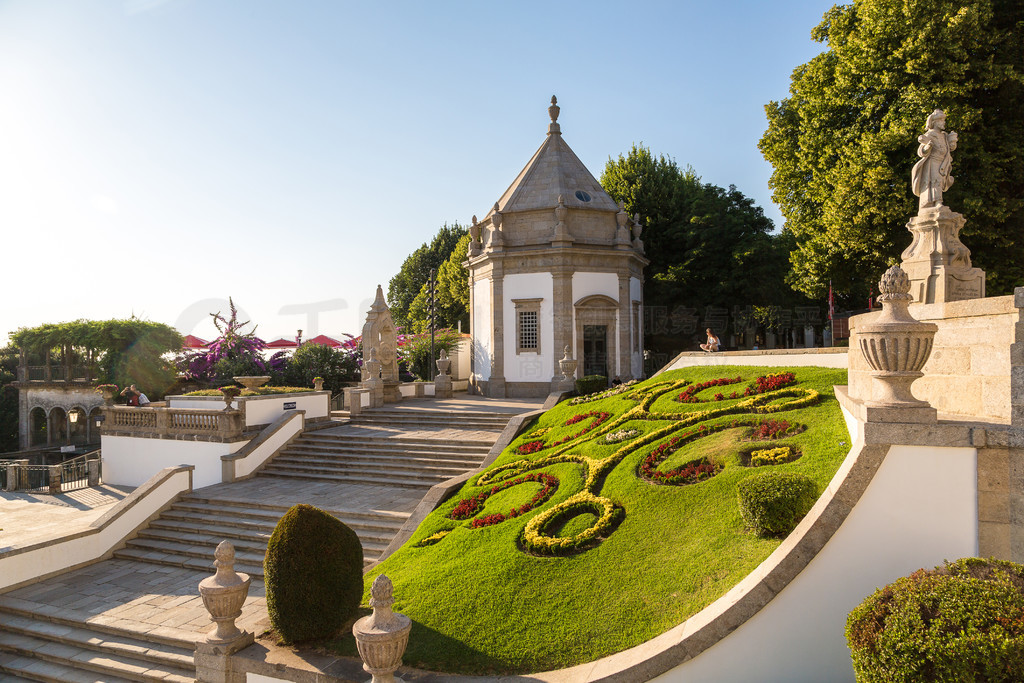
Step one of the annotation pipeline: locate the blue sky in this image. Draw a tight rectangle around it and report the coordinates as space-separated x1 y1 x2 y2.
0 0 835 345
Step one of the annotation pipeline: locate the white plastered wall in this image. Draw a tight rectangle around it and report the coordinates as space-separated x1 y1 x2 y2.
473 278 492 381
102 435 247 489
653 436 978 681
503 273 554 382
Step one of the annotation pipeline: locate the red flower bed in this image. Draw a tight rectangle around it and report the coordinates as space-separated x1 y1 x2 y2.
450 472 559 527
751 372 796 394
676 377 744 403
515 440 546 455
638 435 722 485
751 419 792 440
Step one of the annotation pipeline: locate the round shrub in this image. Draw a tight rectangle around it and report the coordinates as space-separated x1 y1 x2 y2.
264 503 364 643
736 471 817 537
846 558 1024 682
575 375 608 395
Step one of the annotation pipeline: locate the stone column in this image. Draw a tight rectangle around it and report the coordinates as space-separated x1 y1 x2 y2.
46 410 53 446
617 274 632 381
48 464 61 494
87 459 100 487
550 267 574 389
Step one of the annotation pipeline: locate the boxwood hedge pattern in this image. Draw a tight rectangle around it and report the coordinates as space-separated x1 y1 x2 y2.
420 372 821 556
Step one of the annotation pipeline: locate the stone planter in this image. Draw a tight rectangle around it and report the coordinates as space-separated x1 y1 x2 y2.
198 541 252 644
313 377 324 392
220 387 242 411
353 575 411 683
435 350 451 377
857 265 937 420
233 376 271 392
98 387 117 406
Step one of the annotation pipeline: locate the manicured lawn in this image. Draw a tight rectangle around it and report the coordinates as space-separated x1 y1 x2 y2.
328 366 851 674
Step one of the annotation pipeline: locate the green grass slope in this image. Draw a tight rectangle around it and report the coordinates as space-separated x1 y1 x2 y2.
346 366 851 674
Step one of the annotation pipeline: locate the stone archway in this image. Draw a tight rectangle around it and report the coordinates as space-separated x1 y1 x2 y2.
68 407 88 445
574 295 618 382
48 407 68 446
29 407 48 447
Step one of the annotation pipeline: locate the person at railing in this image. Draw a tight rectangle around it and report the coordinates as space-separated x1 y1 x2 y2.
120 384 151 407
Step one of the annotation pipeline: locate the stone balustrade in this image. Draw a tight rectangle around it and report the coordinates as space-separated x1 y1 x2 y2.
102 406 245 442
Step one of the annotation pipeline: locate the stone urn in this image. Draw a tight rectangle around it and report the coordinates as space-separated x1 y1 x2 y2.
233 376 270 392
219 386 242 410
558 346 578 381
198 541 252 644
435 350 451 377
857 265 937 408
353 575 411 683
313 376 324 392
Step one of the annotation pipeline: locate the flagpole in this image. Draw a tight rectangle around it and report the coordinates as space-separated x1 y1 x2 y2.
829 280 835 348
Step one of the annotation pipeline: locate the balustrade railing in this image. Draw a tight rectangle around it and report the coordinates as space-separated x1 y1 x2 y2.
102 406 243 440
2 451 100 494
18 365 93 382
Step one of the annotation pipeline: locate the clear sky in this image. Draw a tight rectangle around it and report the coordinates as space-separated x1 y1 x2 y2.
0 0 835 346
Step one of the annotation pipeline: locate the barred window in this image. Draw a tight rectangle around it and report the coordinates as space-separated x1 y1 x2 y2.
513 298 543 354
518 311 538 350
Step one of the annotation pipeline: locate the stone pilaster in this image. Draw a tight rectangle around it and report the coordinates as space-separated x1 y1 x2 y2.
488 261 505 398
617 274 632 381
551 267 574 385
900 205 985 304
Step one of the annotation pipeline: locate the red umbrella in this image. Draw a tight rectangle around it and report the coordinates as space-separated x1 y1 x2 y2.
265 338 299 349
306 334 343 347
182 335 208 349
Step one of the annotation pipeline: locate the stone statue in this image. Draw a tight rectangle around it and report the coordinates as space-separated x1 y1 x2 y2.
911 109 958 211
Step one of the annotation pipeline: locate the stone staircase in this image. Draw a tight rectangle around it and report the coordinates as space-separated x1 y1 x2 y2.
0 597 195 683
111 495 409 577
0 400 529 682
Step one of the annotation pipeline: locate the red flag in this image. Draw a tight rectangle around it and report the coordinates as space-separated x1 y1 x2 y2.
828 282 834 321
868 285 874 311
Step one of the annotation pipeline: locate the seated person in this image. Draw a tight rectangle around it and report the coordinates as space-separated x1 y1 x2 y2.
700 328 721 353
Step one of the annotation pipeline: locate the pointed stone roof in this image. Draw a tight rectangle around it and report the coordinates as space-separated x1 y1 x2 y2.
485 96 619 220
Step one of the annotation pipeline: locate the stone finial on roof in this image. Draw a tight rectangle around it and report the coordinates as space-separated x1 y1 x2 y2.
371 284 387 312
548 95 561 135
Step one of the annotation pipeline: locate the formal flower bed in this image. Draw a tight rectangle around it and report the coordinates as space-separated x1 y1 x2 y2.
514 411 611 454
638 435 723 485
603 428 639 444
521 491 624 555
569 380 638 405
749 446 797 467
449 473 559 528
750 419 794 440
676 376 744 403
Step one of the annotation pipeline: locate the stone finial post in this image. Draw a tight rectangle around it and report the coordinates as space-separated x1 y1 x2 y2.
857 265 938 422
434 350 453 399
435 349 450 377
468 215 481 256
555 346 578 393
353 575 412 683
615 202 631 247
198 541 252 645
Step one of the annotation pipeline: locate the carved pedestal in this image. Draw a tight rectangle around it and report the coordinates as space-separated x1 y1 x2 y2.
900 206 985 304
353 575 411 683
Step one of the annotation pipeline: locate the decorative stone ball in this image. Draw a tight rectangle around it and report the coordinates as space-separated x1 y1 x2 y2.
878 265 911 299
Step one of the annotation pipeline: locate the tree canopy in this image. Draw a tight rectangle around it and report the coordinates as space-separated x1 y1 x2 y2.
407 232 471 333
600 144 791 310
760 0 1024 303
387 223 467 331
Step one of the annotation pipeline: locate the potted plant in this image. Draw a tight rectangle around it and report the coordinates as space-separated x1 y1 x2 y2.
94 383 119 405
313 376 325 392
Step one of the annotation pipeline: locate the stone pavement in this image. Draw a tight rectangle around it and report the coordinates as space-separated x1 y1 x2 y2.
0 484 133 550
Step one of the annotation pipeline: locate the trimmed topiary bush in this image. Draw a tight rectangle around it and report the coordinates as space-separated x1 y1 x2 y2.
736 471 817 537
264 503 364 643
846 557 1024 682
575 375 607 395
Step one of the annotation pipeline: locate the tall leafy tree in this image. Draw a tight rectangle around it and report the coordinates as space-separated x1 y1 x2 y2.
601 145 790 310
760 0 1024 304
407 233 471 333
387 223 467 330
0 346 19 452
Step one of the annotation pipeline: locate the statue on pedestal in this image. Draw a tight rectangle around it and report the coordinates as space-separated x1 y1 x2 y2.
911 109 958 211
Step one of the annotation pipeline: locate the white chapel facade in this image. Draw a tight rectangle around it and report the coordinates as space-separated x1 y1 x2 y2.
467 97 648 398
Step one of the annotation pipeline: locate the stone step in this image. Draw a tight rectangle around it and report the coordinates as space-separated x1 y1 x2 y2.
278 447 485 467
166 499 409 529
349 413 509 427
0 613 194 671
0 651 138 682
300 433 497 449
141 522 395 549
259 461 456 484
256 468 442 489
0 630 194 683
111 546 373 577
269 454 478 476
150 513 402 541
288 439 492 456
358 407 514 419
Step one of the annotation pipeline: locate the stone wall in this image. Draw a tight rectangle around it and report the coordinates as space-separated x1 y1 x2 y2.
849 289 1024 425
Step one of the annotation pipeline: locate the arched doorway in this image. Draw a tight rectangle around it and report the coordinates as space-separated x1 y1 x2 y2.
30 407 48 447
574 295 619 382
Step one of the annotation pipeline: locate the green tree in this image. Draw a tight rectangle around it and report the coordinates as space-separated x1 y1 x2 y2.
0 346 19 452
281 342 359 393
387 223 467 331
600 145 792 310
407 233 471 333
760 0 1024 304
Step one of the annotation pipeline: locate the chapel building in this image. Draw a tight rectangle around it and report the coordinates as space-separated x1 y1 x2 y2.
467 97 648 398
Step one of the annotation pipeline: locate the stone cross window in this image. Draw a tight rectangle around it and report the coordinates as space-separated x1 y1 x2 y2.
514 299 543 354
